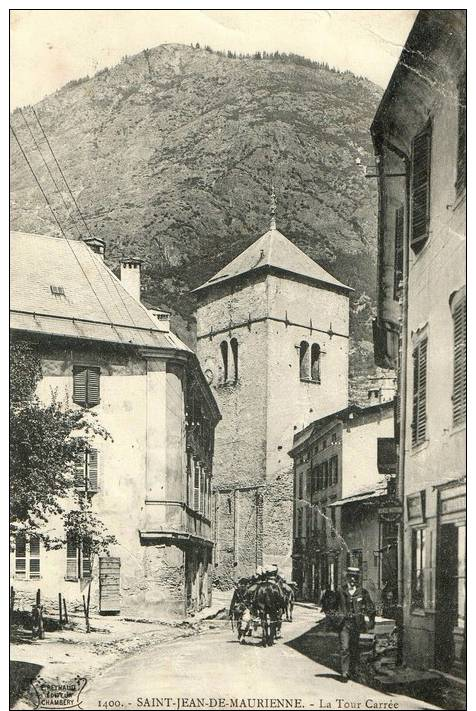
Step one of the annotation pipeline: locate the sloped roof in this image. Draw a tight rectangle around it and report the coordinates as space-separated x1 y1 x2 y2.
289 400 394 456
10 231 191 352
193 228 352 294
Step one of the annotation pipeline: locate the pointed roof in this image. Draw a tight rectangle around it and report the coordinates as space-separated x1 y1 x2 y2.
193 228 352 294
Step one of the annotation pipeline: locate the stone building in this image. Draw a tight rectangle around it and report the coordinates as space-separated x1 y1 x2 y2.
194 214 351 584
289 401 396 609
10 231 220 618
372 10 466 676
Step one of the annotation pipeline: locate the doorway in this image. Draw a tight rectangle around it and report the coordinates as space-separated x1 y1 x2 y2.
435 523 466 677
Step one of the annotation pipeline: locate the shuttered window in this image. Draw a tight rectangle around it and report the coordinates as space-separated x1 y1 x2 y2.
66 536 92 580
74 449 99 492
15 535 41 579
452 296 466 426
456 73 466 196
394 205 404 300
193 462 200 512
410 124 432 254
412 339 428 446
15 535 26 578
73 366 100 407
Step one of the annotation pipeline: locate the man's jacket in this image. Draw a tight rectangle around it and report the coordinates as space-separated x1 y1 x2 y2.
329 584 376 632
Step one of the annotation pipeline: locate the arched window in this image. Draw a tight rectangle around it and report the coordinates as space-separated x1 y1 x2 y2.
220 341 228 383
311 343 321 382
230 338 239 382
299 341 310 380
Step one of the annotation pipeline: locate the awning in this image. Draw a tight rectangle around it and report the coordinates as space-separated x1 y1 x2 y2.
328 490 387 508
139 530 214 547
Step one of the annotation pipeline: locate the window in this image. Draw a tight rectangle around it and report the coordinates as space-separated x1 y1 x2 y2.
193 462 200 512
306 469 312 498
377 438 397 475
331 433 337 444
73 366 100 407
411 528 426 608
330 507 336 538
299 341 310 380
300 341 321 382
457 525 466 628
456 73 466 196
225 496 232 515
394 205 404 299
311 344 321 382
322 460 329 489
452 293 466 426
306 511 312 539
298 472 303 501
220 341 228 383
66 535 92 580
297 508 303 538
410 123 432 254
15 535 41 579
74 449 99 492
230 338 239 382
411 339 428 446
330 455 338 485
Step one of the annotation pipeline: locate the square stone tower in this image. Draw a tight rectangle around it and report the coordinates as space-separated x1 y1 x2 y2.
194 222 351 585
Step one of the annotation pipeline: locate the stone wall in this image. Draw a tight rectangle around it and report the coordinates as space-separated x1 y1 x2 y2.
197 268 350 586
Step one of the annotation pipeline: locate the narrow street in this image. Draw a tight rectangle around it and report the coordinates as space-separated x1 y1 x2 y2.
82 606 439 711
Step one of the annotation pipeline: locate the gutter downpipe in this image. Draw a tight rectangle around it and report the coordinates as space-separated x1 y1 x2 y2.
374 132 410 666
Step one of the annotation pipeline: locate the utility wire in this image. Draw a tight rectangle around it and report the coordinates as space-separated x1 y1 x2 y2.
11 124 118 328
14 117 124 325
18 109 82 240
11 125 69 240
31 108 142 331
32 108 95 241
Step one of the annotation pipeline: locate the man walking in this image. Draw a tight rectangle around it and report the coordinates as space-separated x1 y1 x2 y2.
336 566 376 682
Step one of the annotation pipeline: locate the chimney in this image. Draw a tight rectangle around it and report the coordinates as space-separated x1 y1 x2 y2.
148 308 170 332
120 258 142 302
84 237 106 260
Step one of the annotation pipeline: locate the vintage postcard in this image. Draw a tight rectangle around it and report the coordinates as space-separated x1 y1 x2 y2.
9 9 466 711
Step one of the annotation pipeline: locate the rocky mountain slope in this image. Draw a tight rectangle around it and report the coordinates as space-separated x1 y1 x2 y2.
10 43 384 396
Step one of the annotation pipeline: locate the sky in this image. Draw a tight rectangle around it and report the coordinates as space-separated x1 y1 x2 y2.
10 9 418 109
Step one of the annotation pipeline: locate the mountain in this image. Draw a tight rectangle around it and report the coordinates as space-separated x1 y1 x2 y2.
10 43 384 397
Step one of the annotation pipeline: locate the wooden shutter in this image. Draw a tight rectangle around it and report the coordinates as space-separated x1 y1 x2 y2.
73 366 87 406
412 339 428 446
29 536 41 579
411 125 432 253
74 452 86 488
193 463 200 511
66 536 78 580
86 367 100 406
87 450 99 492
81 541 92 579
394 205 404 300
15 535 26 578
99 557 121 613
456 74 466 196
452 298 466 425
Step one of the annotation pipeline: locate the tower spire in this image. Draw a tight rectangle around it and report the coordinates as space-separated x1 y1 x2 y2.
270 182 277 230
